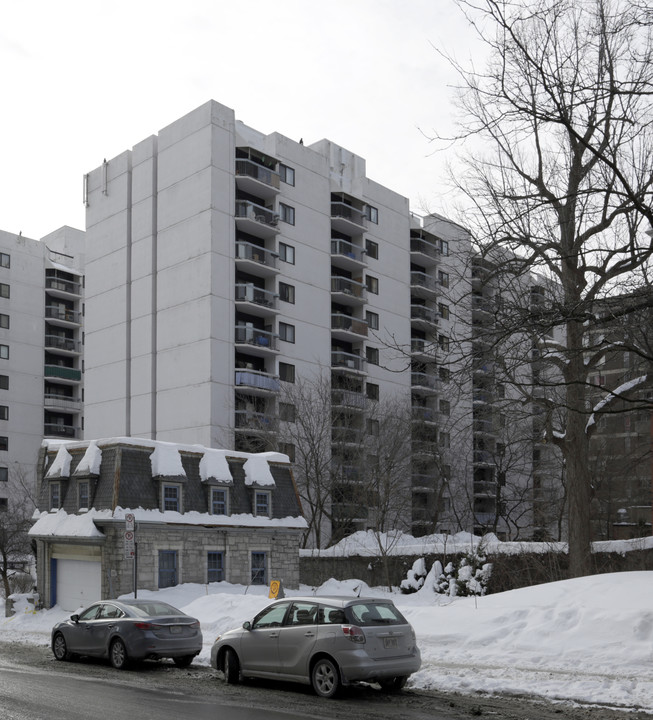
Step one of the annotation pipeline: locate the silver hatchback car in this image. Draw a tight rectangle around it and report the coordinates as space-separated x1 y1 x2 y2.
210 596 421 697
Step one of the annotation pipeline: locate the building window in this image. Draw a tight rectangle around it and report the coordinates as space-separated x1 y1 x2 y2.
78 481 89 510
0 284 8 299
365 239 378 259
251 551 267 585
438 303 449 320
366 311 379 331
0 467 7 482
0 406 7 421
0 345 8 360
0 436 7 451
366 382 379 401
438 335 450 352
279 282 295 304
438 271 449 288
365 205 378 224
279 242 295 264
0 498 7 512
440 400 451 416
254 491 270 517
440 239 449 256
0 253 9 268
50 481 61 510
162 484 181 512
279 164 295 186
158 550 178 588
279 322 295 343
439 366 450 382
279 442 295 462
207 551 225 583
279 203 295 225
366 346 379 365
211 487 228 515
439 432 451 449
279 362 295 383
367 418 380 436
0 314 8 329
366 275 378 295
0 376 7 390
279 402 296 422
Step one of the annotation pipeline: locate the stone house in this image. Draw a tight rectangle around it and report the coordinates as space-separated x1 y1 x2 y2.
30 438 306 610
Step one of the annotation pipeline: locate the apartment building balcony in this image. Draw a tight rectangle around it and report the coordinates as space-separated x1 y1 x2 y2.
44 423 78 439
331 426 365 445
234 369 280 395
412 473 438 491
473 360 495 377
331 351 367 374
472 294 494 317
235 283 278 316
412 439 439 457
410 237 440 267
410 304 439 330
235 201 280 238
410 271 438 299
234 410 277 433
235 158 280 199
473 418 495 435
45 276 82 299
331 313 368 341
45 306 82 327
331 239 367 271
234 326 279 356
471 258 493 288
44 365 82 384
411 371 439 394
235 241 279 276
331 388 367 410
330 202 367 234
44 334 82 355
412 405 438 424
474 480 497 497
330 276 367 306
473 389 493 405
331 463 361 482
473 450 494 465
474 511 496 526
411 337 435 360
44 393 82 412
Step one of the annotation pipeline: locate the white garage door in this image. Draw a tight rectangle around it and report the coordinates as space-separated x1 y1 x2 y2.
56 559 101 611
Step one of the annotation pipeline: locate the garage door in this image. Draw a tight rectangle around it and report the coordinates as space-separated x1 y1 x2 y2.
55 559 101 611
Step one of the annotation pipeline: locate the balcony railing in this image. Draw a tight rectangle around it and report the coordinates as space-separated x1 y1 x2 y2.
235 159 280 189
45 306 81 324
410 304 439 326
44 394 82 411
410 272 438 293
45 365 82 381
331 351 366 372
331 314 368 337
474 419 494 434
45 335 81 353
235 241 278 270
331 426 365 444
235 370 280 393
412 439 438 456
331 202 366 227
331 389 367 409
410 237 440 258
235 283 278 309
44 423 77 438
331 239 366 264
234 410 276 431
474 481 497 496
234 326 279 351
46 277 82 295
411 372 439 390
235 200 279 227
412 406 437 423
412 473 438 488
330 276 367 300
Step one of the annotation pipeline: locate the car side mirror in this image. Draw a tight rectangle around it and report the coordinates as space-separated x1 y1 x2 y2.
71 614 79 623
242 621 252 631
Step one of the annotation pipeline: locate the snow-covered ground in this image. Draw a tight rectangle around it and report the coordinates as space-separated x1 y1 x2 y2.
2 571 653 713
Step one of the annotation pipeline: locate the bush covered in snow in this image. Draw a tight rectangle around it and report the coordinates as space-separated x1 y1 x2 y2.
434 549 493 597
400 557 427 594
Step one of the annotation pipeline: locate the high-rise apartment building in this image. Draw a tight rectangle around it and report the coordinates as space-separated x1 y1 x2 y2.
0 226 85 510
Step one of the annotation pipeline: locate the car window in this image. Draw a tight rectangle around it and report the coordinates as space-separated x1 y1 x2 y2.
252 602 290 629
97 604 124 620
77 605 101 621
347 602 407 626
287 602 318 626
318 606 346 625
127 601 181 617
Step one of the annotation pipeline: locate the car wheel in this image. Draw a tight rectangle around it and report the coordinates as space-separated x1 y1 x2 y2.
52 633 70 661
311 657 340 698
173 655 194 668
109 638 129 670
379 676 408 693
223 648 240 684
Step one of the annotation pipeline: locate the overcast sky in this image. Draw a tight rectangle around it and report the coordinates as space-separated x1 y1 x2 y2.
1 0 479 240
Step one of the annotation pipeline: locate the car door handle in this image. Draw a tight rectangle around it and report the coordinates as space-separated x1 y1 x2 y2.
268 633 279 639
303 632 315 638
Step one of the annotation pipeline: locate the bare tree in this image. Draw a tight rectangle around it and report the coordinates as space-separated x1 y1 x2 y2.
440 0 653 576
1 468 36 599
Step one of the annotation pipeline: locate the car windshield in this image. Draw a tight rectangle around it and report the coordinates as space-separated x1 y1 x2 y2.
346 602 408 626
125 601 184 618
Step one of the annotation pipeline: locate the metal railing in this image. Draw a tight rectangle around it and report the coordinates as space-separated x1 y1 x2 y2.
331 313 368 336
331 239 365 263
235 159 280 189
44 365 82 381
235 370 280 392
331 351 366 372
235 200 279 227
330 276 367 299
331 202 366 226
234 326 279 351
410 304 439 325
46 277 82 295
235 283 278 309
45 335 81 353
235 241 278 269
45 306 81 324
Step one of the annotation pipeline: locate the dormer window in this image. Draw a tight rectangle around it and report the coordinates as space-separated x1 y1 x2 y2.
162 483 182 512
211 487 229 515
254 490 270 517
78 481 89 510
50 482 61 510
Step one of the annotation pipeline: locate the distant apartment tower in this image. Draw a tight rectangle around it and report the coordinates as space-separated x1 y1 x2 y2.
0 227 84 509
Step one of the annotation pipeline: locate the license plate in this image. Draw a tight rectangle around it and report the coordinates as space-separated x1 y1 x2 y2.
383 637 398 649
170 625 182 634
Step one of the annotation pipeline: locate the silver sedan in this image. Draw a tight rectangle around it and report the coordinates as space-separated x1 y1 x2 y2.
211 596 421 698
51 599 202 669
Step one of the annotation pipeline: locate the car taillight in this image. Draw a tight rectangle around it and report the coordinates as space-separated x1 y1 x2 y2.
341 625 366 644
190 621 200 629
134 622 162 630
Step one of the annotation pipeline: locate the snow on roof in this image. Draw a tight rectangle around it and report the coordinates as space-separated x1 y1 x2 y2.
586 374 648 432
45 445 72 479
199 449 233 484
150 443 186 478
29 509 106 538
243 454 276 487
72 440 102 476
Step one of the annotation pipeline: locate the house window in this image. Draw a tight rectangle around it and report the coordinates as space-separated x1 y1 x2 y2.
440 239 449 256
279 322 295 343
0 467 7 482
251 551 267 585
279 402 296 422
365 205 378 224
279 362 295 383
0 314 8 329
0 253 9 268
0 375 7 390
365 239 378 259
367 418 380 436
279 242 295 264
279 442 295 462
438 271 449 288
366 311 379 331
0 406 7 421
162 484 181 512
366 275 379 294
279 164 295 186
279 282 295 304
78 481 89 510
438 303 449 320
366 382 379 401
366 346 379 365
158 550 178 588
0 284 8 299
279 203 295 225
50 482 61 510
254 491 270 517
211 487 228 515
207 551 225 583
0 345 8 360
0 436 7 451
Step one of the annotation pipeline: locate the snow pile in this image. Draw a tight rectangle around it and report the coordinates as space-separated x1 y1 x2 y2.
150 444 186 477
2 572 653 711
72 440 102 476
45 446 72 479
